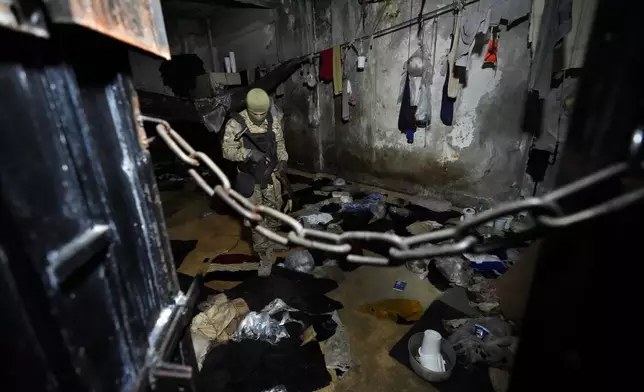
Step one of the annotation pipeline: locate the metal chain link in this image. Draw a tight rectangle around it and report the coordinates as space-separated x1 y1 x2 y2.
140 116 644 265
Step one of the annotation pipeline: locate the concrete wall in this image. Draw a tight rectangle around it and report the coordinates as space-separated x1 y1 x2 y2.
129 15 214 95
276 0 534 204
129 4 277 96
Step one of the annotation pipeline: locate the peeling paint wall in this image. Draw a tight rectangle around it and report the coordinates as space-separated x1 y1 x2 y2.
276 0 534 204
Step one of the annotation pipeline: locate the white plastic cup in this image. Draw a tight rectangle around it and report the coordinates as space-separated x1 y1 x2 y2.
419 353 445 372
357 55 366 70
460 207 476 222
224 57 232 73
419 329 442 357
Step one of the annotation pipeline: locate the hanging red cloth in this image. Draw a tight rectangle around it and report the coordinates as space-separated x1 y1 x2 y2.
484 39 498 66
319 48 334 82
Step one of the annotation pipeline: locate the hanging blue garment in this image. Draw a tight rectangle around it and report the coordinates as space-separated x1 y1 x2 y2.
440 63 456 126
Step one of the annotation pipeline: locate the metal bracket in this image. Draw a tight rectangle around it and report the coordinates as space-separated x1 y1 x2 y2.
137 275 201 391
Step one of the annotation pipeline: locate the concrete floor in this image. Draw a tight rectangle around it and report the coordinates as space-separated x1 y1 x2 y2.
163 187 443 391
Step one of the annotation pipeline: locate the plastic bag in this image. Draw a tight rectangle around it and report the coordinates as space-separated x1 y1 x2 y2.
434 255 473 287
445 317 517 367
284 250 315 273
300 213 333 226
369 203 387 220
231 299 298 344
321 311 353 377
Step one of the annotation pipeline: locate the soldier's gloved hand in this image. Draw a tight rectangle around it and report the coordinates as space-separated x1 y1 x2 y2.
275 161 287 174
247 150 265 163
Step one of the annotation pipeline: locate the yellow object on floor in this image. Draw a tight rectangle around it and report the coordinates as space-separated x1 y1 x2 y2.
358 299 423 325
333 46 342 96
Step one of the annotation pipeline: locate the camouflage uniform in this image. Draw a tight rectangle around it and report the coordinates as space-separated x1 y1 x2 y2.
222 109 288 275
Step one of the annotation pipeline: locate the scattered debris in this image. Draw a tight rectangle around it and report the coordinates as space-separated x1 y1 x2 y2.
393 280 407 292
461 207 476 222
191 294 250 367
463 253 508 276
201 211 214 218
406 259 429 275
284 249 315 273
341 192 384 213
333 177 346 186
261 386 288 392
406 220 443 235
300 212 334 226
444 316 517 368
389 205 412 217
231 298 299 344
320 311 353 377
434 254 473 287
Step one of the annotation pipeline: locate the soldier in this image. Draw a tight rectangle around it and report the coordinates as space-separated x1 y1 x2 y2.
222 88 288 277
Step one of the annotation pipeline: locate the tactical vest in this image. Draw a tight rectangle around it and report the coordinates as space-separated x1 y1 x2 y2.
230 112 278 196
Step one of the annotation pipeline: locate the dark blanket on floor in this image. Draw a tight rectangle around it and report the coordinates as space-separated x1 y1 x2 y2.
389 300 495 392
224 266 343 314
199 339 331 392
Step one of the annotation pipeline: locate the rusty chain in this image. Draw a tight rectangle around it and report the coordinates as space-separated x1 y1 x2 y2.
140 116 644 265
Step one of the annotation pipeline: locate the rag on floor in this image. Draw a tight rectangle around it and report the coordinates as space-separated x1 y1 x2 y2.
358 299 424 325
199 338 332 392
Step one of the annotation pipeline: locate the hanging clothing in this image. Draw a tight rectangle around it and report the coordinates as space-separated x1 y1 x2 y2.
342 79 350 122
447 12 461 99
483 38 499 67
319 48 333 82
397 73 417 135
332 46 343 95
440 63 456 126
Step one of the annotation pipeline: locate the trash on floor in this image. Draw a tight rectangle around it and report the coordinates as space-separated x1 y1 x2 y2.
389 297 496 392
190 293 250 367
261 386 288 392
406 258 430 276
418 330 446 372
300 212 334 226
393 280 407 292
359 299 423 325
434 254 473 287
444 316 517 368
284 249 315 273
406 219 443 235
231 298 299 344
408 330 456 383
341 192 384 213
320 311 353 378
464 252 508 276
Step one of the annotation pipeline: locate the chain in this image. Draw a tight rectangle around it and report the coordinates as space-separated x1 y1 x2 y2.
140 116 644 265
